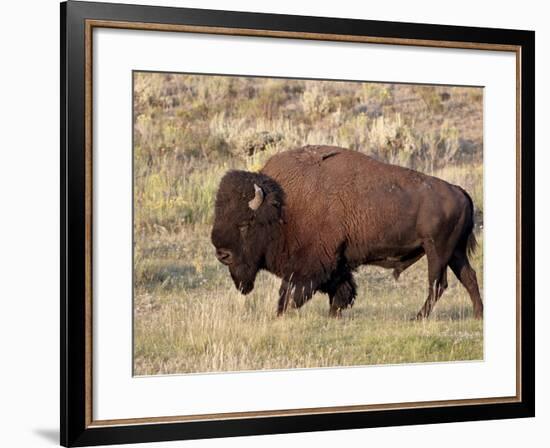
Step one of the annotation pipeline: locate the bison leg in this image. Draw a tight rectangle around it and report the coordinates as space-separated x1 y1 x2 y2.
416 242 448 320
277 280 291 316
449 252 483 319
327 274 357 318
277 279 314 316
438 268 448 298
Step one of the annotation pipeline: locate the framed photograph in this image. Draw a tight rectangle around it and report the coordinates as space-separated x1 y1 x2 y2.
61 1 535 446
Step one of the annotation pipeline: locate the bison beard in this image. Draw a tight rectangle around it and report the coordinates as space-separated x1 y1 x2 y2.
211 145 484 319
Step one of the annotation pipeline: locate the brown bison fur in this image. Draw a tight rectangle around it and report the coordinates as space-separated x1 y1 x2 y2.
211 145 483 319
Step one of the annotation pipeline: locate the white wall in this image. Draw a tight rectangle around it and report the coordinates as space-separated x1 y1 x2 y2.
0 0 546 447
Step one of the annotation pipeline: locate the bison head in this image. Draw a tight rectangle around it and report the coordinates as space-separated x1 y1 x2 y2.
211 170 284 294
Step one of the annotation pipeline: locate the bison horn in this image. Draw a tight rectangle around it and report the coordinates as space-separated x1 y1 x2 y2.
248 183 264 210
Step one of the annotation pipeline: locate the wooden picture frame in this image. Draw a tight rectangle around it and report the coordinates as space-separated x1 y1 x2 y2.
61 1 535 446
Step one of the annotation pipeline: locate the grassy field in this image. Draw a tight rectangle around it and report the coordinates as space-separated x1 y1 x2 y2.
133 72 484 375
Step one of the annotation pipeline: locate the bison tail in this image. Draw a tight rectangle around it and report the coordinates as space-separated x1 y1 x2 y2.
456 186 477 260
466 230 478 260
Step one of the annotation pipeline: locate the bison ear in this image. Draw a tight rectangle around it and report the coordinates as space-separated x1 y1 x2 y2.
248 183 264 210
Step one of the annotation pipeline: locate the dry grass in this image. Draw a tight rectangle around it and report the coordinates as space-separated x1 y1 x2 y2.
134 226 483 375
133 72 484 375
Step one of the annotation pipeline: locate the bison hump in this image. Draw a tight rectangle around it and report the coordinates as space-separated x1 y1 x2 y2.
293 145 343 165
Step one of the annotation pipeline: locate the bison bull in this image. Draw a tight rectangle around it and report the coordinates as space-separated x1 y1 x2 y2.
211 145 483 319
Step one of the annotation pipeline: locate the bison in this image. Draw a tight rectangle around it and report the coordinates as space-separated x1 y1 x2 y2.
211 145 483 319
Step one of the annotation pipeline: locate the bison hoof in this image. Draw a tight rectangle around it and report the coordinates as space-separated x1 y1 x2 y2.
329 307 342 318
393 269 401 281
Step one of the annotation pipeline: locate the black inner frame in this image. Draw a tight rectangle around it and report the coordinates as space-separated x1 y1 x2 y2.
61 1 535 446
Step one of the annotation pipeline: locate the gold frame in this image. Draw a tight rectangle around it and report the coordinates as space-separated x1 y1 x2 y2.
84 19 522 428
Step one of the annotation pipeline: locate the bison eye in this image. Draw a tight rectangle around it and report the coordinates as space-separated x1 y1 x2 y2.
238 223 248 238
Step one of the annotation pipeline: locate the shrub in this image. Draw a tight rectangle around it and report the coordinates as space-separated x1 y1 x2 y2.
301 83 332 119
133 74 483 235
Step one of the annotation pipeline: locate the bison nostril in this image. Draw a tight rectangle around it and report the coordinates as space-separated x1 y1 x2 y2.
215 249 233 265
